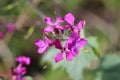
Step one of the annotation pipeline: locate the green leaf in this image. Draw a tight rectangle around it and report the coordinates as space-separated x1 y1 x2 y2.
92 47 100 58
87 37 100 57
101 53 120 69
103 0 120 10
24 27 34 39
6 4 14 10
92 53 120 80
44 68 67 80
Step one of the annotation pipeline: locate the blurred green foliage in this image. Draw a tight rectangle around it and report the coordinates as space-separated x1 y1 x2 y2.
103 0 120 10
84 53 120 80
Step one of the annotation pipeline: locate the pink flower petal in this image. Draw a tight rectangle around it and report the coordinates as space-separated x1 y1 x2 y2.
16 64 27 75
43 26 54 33
15 56 30 65
35 40 45 48
20 67 27 75
74 26 79 33
54 52 63 63
77 20 85 30
77 38 87 48
65 51 73 61
64 13 75 25
71 47 79 56
38 46 47 54
54 39 62 50
55 25 64 30
11 67 17 75
45 36 52 44
35 39 49 54
56 17 64 23
44 17 53 25
64 25 71 28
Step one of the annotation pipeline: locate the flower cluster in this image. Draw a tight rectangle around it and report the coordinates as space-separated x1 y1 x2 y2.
35 13 87 63
11 56 30 80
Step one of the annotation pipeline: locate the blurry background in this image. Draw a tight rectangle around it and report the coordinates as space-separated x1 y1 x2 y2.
0 0 120 80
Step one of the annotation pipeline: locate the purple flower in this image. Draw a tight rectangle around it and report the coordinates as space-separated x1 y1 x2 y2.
54 39 63 50
54 52 63 63
66 33 87 56
11 64 26 80
53 38 74 62
43 17 64 33
35 13 87 63
64 13 85 33
54 33 87 63
6 23 16 32
65 51 74 61
0 31 4 39
11 56 30 80
74 20 85 33
54 49 74 63
45 36 53 45
65 13 75 25
15 56 30 65
35 40 49 54
35 35 55 54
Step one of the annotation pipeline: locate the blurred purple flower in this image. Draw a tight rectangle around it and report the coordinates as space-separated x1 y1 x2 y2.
15 56 30 65
35 40 49 54
11 56 30 80
6 23 16 32
0 31 4 39
35 35 55 54
11 64 26 80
